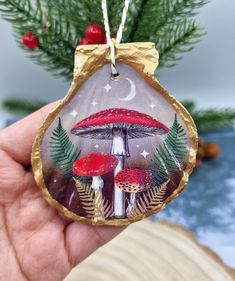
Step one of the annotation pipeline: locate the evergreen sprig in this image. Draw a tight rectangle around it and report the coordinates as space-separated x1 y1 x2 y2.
0 0 75 78
157 19 205 67
151 114 188 186
2 98 47 114
50 117 81 177
130 0 207 67
183 101 235 133
0 0 207 79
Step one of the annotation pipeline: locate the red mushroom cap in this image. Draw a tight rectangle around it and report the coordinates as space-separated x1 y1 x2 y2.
115 168 153 193
72 152 118 177
71 108 169 139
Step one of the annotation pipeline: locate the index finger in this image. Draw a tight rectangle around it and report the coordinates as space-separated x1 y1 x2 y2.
0 102 59 166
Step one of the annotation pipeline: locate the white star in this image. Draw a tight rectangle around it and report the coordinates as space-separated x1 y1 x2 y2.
54 179 57 183
104 84 112 92
95 144 99 149
70 110 78 117
149 103 156 109
141 149 150 158
136 144 140 148
91 100 97 107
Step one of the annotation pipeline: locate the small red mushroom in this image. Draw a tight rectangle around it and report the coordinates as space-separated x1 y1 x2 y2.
72 152 118 191
115 168 152 215
71 108 169 218
115 168 153 192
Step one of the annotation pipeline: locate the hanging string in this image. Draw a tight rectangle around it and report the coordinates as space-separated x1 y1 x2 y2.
101 0 130 78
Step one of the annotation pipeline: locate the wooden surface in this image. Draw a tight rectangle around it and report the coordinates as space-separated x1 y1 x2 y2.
65 220 235 281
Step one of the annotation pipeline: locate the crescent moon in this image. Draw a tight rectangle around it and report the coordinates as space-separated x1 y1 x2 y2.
119 78 137 101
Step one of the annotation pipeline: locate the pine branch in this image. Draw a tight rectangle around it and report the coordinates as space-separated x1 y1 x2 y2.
2 98 47 114
150 114 188 186
0 0 208 77
132 0 207 40
183 103 235 133
128 0 149 42
131 0 207 67
153 0 207 33
0 0 76 79
107 0 124 35
157 19 205 67
181 100 196 113
48 0 103 37
182 100 235 133
192 109 235 133
50 118 81 178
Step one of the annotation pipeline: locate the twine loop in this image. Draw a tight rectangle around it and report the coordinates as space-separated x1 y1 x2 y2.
101 0 130 78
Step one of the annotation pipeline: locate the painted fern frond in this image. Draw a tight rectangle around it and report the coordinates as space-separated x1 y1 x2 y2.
102 198 114 219
165 114 188 161
95 192 114 220
50 117 81 178
75 180 114 220
75 179 95 218
151 114 188 186
131 181 169 216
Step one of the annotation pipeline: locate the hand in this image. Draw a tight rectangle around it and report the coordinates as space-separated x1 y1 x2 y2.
0 103 124 281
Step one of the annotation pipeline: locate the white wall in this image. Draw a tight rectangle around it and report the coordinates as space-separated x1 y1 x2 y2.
0 0 235 118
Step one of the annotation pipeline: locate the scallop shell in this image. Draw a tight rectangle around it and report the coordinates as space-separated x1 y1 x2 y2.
32 43 198 226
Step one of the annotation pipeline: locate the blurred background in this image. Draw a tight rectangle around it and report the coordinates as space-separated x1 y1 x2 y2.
0 0 235 275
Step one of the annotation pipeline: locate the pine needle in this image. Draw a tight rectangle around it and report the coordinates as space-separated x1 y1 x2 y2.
0 0 208 78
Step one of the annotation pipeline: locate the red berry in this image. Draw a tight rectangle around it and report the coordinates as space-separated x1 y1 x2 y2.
85 24 104 44
100 36 107 44
22 32 39 49
79 38 90 45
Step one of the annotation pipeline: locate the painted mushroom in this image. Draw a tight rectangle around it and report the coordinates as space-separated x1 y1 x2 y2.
72 152 118 220
71 108 169 218
115 168 153 215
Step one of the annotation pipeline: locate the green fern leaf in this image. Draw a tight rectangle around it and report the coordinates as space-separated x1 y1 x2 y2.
50 118 81 178
151 114 188 186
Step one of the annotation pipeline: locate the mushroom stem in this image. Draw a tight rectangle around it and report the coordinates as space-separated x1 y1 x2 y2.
127 193 136 215
91 176 104 221
111 127 130 156
113 155 126 218
91 176 104 191
111 128 129 218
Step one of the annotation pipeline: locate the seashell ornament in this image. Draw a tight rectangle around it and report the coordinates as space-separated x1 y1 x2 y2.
32 2 198 226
